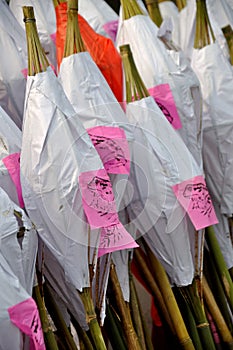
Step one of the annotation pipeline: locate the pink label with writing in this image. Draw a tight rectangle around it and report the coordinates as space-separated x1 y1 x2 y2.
172 175 218 230
87 126 130 174
79 169 119 229
148 84 182 130
2 153 24 208
50 32 56 45
98 222 138 257
103 20 119 42
8 297 45 350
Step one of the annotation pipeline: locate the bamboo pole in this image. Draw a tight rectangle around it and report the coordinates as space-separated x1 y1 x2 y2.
104 304 127 350
43 282 78 350
175 0 187 11
140 244 195 350
203 276 233 349
129 272 147 349
194 0 215 49
33 285 59 350
222 25 233 65
69 313 94 350
144 0 163 27
206 226 233 315
109 262 142 350
79 288 107 350
120 0 144 20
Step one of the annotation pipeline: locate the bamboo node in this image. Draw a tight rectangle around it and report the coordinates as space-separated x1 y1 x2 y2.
196 322 209 328
23 17 35 23
86 313 97 324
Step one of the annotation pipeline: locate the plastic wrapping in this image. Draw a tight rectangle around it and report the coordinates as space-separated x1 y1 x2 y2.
116 13 203 169
0 0 27 129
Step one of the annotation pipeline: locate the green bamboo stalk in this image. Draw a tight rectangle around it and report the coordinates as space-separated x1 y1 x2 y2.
180 280 216 350
129 272 147 349
133 247 176 335
64 0 86 58
194 0 215 49
206 226 233 315
33 285 59 350
174 287 203 350
140 244 195 350
175 0 187 11
120 0 144 20
104 303 127 350
43 282 78 350
69 313 94 350
204 248 233 335
145 0 163 27
109 262 142 350
222 25 233 65
79 288 107 350
203 276 233 349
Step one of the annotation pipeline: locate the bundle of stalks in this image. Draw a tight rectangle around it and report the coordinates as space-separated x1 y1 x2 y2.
222 25 233 65
194 0 215 49
175 0 187 12
145 0 163 27
23 7 49 76
120 0 144 20
64 0 85 57
205 226 233 315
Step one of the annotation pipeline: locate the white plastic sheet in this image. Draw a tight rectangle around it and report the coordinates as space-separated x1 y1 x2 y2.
0 187 37 294
79 0 118 38
0 0 27 129
116 13 203 169
0 107 22 206
21 67 103 292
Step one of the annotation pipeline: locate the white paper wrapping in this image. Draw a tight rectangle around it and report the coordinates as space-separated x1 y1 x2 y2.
0 106 22 205
0 0 27 129
59 52 134 302
116 13 203 169
192 43 233 216
124 96 202 285
78 0 118 38
0 253 30 350
0 187 38 294
159 0 180 46
10 0 57 69
20 67 103 292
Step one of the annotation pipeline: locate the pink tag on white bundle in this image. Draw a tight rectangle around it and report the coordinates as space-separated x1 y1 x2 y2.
148 84 182 130
98 222 138 257
103 20 119 42
172 175 218 230
2 153 24 208
8 297 45 350
79 168 119 228
88 126 130 174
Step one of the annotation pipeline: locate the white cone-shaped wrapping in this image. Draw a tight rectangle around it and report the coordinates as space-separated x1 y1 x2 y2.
78 0 119 39
116 13 203 169
20 67 103 291
0 0 27 129
0 253 29 350
125 96 202 285
191 43 233 267
0 187 37 295
0 107 22 206
192 43 233 216
158 0 180 47
10 0 57 69
59 52 134 303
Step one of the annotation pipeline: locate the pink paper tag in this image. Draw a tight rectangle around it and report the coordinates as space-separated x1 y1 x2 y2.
148 84 182 130
98 222 138 257
21 68 28 79
50 32 56 45
87 126 130 174
2 153 24 208
172 176 218 230
103 20 119 42
79 169 119 228
8 297 45 350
